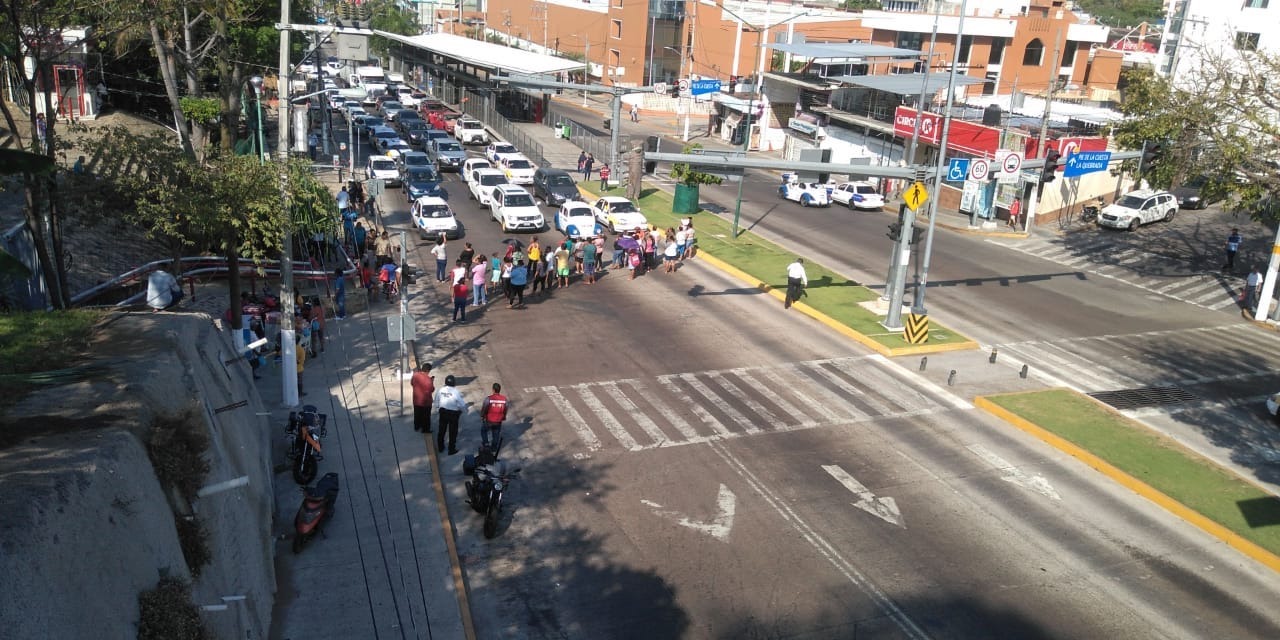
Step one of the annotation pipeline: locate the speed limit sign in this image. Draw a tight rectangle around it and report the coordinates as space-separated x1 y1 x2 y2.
677 78 690 93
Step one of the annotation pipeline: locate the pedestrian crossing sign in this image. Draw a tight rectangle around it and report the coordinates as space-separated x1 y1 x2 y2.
904 182 929 210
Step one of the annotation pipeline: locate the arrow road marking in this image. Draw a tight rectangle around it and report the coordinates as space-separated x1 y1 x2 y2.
966 444 1061 501
821 464 904 528
641 483 737 541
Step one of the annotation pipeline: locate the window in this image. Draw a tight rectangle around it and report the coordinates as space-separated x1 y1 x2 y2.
1061 40 1079 68
1236 31 1261 50
896 32 923 51
957 35 974 65
982 71 999 95
609 49 621 68
611 19 622 39
988 37 1007 65
1022 38 1044 65
1243 0 1269 8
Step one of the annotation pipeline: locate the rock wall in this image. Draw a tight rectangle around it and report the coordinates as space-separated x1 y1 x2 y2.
0 312 276 639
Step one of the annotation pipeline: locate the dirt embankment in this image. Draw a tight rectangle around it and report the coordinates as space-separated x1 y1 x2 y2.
0 311 276 638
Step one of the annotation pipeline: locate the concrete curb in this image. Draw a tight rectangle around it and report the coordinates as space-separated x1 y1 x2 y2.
406 345 478 640
696 253 979 357
974 393 1280 575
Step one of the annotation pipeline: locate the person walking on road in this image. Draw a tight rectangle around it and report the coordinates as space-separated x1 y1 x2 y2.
333 268 347 319
598 164 611 191
784 257 808 309
1246 267 1262 313
577 151 587 175
1008 197 1022 231
431 237 448 282
434 375 467 455
411 363 435 433
630 103 640 122
582 153 595 180
480 383 509 449
1224 228 1243 272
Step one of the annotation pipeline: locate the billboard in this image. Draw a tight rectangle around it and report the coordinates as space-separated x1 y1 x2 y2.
893 107 1002 157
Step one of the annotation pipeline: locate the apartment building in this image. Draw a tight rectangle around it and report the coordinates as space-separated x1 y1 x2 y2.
1160 0 1279 84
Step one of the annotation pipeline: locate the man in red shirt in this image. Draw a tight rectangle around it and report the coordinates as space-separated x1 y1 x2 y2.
480 383 509 449
411 362 435 432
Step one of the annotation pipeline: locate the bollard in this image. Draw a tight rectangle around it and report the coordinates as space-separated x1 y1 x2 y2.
947 370 957 386
919 356 928 372
989 348 998 364
1020 364 1029 379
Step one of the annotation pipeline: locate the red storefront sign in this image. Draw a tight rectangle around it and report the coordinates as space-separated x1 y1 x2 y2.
893 106 1001 157
1024 136 1109 159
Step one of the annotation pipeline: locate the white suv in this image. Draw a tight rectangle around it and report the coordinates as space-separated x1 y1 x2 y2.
1097 189 1178 231
490 185 545 232
455 118 489 145
468 168 509 208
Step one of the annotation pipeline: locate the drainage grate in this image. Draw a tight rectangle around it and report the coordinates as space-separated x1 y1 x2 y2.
1088 386 1199 410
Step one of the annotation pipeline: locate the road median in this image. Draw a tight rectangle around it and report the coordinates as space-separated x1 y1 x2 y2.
977 389 1280 573
578 183 977 355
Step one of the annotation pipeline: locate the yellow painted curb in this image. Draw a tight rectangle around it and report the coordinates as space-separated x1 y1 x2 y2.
406 345 478 640
697 253 978 357
974 394 1280 575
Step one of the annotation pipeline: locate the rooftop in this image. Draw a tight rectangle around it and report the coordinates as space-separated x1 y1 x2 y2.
373 31 585 75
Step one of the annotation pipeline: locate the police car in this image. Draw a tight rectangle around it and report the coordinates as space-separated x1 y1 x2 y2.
779 174 831 207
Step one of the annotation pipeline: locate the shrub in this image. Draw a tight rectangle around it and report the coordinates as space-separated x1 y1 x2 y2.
146 411 211 505
137 577 210 640
174 515 211 577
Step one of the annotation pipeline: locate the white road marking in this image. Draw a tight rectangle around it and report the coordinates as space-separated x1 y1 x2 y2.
775 363 868 422
537 386 601 451
601 381 671 447
640 483 737 541
711 443 928 640
728 368 818 427
865 354 973 410
805 362 896 416
708 371 799 428
623 380 699 440
671 372 762 434
966 444 1061 501
821 464 904 528
658 376 734 437
573 384 641 451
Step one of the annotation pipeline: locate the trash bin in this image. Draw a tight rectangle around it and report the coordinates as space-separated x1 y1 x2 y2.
603 117 611 131
561 123 571 139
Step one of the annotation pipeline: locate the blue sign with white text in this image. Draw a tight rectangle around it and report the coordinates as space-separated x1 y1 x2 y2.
690 79 722 96
1063 151 1112 178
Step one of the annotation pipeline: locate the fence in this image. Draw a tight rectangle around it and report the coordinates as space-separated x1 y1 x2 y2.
544 103 616 166
461 89 547 167
2 221 45 310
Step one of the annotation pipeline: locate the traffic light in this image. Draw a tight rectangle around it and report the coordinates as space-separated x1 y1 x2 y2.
1141 142 1162 174
909 226 924 245
887 221 903 241
1041 147 1061 183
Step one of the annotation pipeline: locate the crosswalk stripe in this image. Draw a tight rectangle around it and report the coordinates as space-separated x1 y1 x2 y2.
540 386 601 451
805 362 897 416
1189 287 1232 304
753 368 846 423
830 358 929 412
601 381 672 446
658 376 735 437
677 373 763 434
730 368 820 427
777 363 870 422
574 384 641 451
708 371 800 428
1008 342 1134 390
623 380 700 440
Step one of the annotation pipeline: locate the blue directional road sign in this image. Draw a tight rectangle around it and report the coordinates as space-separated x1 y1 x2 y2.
1063 151 1112 178
946 158 970 182
689 79 722 96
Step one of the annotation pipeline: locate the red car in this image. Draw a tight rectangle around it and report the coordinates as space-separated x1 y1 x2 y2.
419 99 448 118
441 112 462 134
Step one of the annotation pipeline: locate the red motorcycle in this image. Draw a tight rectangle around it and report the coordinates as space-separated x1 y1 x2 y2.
293 472 340 553
286 406 327 485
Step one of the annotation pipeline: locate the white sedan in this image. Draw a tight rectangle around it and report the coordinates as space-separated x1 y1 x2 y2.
779 181 831 207
592 196 648 233
829 181 884 210
500 155 537 185
556 202 603 239
411 196 460 240
485 142 520 165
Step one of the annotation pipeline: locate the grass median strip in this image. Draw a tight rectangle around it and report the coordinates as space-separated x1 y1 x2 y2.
985 389 1280 558
581 185 972 351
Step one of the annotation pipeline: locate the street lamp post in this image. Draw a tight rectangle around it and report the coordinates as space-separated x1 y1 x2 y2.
248 76 268 164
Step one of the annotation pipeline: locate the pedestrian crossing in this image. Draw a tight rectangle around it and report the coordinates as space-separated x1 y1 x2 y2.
993 324 1280 395
986 236 1244 312
525 355 958 452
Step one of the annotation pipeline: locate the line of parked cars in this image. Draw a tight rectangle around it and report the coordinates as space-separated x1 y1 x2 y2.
778 173 885 210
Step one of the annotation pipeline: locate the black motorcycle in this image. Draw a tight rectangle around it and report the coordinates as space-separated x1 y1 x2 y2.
286 405 327 485
1081 202 1102 224
465 462 521 539
293 472 340 553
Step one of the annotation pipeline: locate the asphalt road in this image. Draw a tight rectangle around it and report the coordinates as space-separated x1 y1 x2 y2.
348 127 1280 638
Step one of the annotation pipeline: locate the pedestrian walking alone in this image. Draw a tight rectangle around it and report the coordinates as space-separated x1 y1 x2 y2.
1224 228 1243 272
1246 267 1262 313
1008 197 1022 230
784 257 807 309
411 363 435 432
433 375 467 455
599 164 611 191
480 383 509 449
630 103 640 122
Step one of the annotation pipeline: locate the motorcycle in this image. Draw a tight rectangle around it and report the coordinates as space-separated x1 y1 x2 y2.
286 405 327 485
463 435 503 476
293 472 340 553
1081 202 1102 223
465 462 521 539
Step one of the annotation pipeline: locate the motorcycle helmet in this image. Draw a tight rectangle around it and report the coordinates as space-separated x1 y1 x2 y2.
445 375 456 386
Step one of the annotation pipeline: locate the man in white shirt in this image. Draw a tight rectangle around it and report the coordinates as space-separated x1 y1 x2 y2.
146 265 182 311
433 374 468 454
785 257 807 309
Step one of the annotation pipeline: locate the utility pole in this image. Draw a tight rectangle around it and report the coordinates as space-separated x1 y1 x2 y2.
1026 30 1063 236
276 0 298 408
682 1 697 142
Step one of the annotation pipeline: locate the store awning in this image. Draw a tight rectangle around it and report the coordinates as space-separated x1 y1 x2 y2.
375 31 585 75
834 72 985 95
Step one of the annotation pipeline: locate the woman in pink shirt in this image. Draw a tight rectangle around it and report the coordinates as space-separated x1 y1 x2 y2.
471 256 488 305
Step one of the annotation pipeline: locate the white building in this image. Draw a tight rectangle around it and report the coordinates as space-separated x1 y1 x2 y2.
1159 0 1279 83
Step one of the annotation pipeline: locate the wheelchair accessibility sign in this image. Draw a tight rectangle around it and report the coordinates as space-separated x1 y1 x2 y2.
947 158 970 182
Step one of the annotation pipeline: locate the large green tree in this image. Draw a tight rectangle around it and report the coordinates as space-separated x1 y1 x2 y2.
1074 0 1163 28
366 0 418 62
1111 53 1280 220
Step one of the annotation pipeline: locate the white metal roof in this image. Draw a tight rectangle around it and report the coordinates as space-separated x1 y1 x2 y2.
373 32 586 75
963 94 1123 125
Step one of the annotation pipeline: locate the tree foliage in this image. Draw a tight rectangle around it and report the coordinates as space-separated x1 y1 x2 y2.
1110 52 1280 220
1074 0 1163 28
841 0 882 11
367 0 419 61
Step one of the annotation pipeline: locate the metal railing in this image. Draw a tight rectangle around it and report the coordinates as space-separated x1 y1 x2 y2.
545 104 612 166
461 89 547 166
